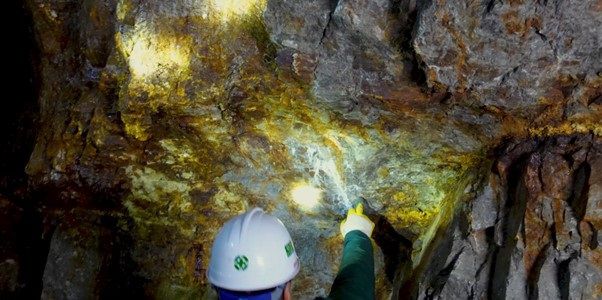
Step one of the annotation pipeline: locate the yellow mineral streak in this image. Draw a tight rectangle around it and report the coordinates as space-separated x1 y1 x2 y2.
528 120 602 137
129 38 189 79
211 0 265 21
116 22 191 81
114 0 490 290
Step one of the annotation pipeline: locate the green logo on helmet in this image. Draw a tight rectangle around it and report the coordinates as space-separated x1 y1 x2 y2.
285 241 295 257
234 255 249 271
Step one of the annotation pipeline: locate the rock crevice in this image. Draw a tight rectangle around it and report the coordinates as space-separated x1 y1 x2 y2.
0 0 600 298
405 135 602 300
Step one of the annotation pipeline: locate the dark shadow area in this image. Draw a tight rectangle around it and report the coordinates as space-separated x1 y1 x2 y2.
526 243 550 299
391 0 427 88
396 203 462 300
0 2 147 298
557 253 576 300
372 215 413 282
98 215 148 299
489 155 530 300
569 162 591 221
1 0 39 196
14 206 53 299
1 0 44 298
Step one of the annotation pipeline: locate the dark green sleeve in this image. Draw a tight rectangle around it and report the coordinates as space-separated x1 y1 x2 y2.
326 230 375 300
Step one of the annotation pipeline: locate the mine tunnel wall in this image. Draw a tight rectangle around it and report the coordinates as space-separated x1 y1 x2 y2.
404 135 601 300
0 0 600 298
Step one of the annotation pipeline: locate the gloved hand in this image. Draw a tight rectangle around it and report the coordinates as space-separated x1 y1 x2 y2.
340 203 375 238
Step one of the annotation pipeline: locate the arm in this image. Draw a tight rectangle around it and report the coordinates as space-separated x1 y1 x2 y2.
328 230 375 300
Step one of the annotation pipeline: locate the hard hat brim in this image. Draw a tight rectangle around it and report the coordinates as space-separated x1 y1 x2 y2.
207 260 300 291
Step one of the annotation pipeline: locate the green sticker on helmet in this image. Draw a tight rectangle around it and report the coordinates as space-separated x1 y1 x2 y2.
234 255 249 271
285 241 295 257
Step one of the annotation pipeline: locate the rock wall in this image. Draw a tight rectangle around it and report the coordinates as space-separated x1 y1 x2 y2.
415 0 601 115
0 0 600 299
405 135 602 299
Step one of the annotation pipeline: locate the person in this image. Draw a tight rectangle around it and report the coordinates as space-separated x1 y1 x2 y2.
207 203 375 300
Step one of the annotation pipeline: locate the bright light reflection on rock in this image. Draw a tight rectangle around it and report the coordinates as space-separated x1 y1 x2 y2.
291 183 322 211
128 36 189 79
211 0 264 20
131 42 188 79
117 22 190 81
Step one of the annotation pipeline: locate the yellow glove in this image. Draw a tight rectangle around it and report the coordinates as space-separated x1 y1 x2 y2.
340 203 375 238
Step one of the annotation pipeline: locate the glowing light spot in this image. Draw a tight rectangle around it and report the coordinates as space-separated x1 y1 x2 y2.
128 37 189 79
291 183 322 211
211 0 263 20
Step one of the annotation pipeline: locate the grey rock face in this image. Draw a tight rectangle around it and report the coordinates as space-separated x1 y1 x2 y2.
264 0 332 53
585 152 602 229
414 0 602 115
406 135 602 300
41 221 109 300
265 0 418 121
470 178 498 231
566 257 602 300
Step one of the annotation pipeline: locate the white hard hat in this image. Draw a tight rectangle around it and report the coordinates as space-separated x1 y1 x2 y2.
207 207 300 291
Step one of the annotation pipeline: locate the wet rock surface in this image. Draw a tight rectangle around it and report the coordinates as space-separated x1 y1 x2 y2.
0 0 600 298
405 135 602 299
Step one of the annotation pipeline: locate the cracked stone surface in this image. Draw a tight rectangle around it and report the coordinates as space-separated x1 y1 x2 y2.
0 0 600 298
405 135 602 300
